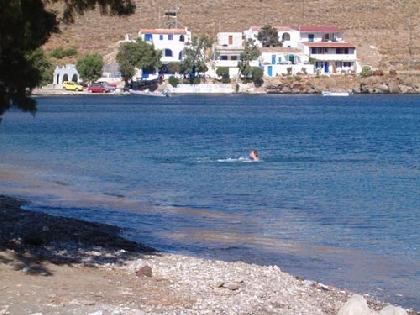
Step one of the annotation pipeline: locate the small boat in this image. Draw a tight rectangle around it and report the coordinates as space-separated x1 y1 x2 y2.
129 89 170 97
322 91 351 97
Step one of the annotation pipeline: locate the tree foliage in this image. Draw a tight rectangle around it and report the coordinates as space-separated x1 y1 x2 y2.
251 67 264 87
0 0 135 115
50 47 78 59
216 67 230 84
76 53 104 83
257 25 281 47
116 40 162 83
179 36 211 83
238 40 261 80
27 48 55 86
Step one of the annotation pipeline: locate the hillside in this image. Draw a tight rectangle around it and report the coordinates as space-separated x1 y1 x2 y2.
44 0 420 70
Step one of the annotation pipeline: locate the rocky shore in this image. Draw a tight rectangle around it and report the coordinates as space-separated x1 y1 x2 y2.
0 195 417 314
265 73 420 94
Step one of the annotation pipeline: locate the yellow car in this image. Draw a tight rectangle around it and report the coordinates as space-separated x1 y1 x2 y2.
63 81 84 91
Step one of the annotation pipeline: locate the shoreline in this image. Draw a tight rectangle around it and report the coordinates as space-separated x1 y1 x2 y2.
0 195 417 314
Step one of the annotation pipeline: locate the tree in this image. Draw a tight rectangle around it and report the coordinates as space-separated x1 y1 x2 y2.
257 25 281 47
116 40 162 83
76 54 104 83
251 67 264 87
238 40 261 81
179 36 212 83
27 48 55 86
216 67 230 84
0 0 135 115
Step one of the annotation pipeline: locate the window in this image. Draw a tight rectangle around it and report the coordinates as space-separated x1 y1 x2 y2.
220 55 228 60
231 56 238 61
343 62 352 67
178 51 183 60
228 35 233 45
282 32 290 41
308 34 315 42
271 54 276 64
168 34 173 40
179 35 185 42
311 48 316 54
145 33 152 42
159 34 163 40
164 49 173 57
324 33 330 41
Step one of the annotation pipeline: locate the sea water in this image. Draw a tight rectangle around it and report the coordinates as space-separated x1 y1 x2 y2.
0 94 419 308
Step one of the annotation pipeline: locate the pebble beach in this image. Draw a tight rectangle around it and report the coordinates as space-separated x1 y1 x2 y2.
0 195 417 315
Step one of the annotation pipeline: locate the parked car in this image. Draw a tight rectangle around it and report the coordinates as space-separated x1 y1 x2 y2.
97 81 117 92
87 83 107 93
63 81 84 91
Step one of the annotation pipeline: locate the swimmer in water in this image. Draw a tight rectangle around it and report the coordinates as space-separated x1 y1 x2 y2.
249 150 259 161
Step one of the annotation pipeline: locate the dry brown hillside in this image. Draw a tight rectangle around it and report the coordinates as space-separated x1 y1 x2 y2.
45 0 420 70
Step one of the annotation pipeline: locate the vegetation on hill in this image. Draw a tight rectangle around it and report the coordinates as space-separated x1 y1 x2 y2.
44 0 419 73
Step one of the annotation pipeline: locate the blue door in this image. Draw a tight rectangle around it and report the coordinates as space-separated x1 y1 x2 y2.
267 66 273 77
271 54 276 65
324 62 329 73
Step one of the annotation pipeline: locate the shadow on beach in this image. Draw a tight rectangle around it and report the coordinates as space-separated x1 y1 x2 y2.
0 195 157 276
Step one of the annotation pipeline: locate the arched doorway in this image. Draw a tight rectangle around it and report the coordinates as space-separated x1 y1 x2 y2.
72 74 78 82
63 73 69 82
179 35 185 42
282 32 291 41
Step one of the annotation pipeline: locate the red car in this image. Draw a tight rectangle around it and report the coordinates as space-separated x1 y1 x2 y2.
88 83 107 93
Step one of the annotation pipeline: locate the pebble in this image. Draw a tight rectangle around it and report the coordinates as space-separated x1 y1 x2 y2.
135 266 152 278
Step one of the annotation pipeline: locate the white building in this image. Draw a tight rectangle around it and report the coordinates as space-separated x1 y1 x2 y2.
53 64 79 85
244 26 300 48
297 25 343 43
302 42 359 74
259 47 314 77
138 28 191 64
212 32 245 79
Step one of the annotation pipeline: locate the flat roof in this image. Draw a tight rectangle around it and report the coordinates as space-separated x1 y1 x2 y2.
250 25 297 32
260 47 301 53
139 28 188 35
298 25 340 32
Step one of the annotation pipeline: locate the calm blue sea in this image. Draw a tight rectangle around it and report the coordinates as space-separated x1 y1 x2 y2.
0 95 419 308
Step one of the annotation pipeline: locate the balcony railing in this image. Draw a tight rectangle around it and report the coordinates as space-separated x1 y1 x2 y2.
310 53 356 61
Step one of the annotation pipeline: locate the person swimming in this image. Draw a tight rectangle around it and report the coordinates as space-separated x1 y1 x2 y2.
249 150 259 161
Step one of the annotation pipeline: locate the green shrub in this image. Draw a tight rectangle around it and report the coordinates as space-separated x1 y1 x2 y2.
50 47 78 59
167 62 180 74
361 66 373 78
168 76 179 87
216 67 230 83
64 47 78 57
251 67 264 87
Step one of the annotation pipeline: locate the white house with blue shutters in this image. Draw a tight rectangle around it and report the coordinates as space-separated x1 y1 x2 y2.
259 47 314 77
138 28 191 64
